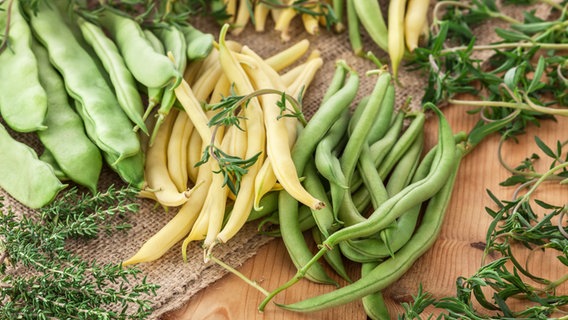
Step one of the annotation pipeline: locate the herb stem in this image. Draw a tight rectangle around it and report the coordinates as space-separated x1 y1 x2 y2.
233 88 307 126
449 98 568 117
441 42 568 54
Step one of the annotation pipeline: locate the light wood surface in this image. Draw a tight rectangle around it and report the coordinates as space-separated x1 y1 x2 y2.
162 102 568 320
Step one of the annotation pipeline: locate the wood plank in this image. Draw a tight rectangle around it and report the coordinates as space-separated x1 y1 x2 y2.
163 103 568 319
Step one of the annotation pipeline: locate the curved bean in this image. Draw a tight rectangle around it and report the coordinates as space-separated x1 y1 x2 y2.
0 0 47 132
275 143 465 313
179 23 214 61
32 37 103 194
78 17 148 135
291 61 359 175
28 3 141 162
0 123 66 209
98 9 181 89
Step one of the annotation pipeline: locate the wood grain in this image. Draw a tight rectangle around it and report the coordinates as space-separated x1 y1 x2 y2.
162 103 568 320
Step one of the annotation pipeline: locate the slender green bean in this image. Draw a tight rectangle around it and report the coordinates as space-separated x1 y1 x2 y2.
311 227 352 283
340 71 391 184
291 61 359 175
346 0 363 55
361 262 391 320
277 190 338 285
258 104 457 310
353 0 388 52
273 144 465 313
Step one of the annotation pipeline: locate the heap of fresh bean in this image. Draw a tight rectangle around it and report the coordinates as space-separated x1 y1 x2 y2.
249 61 468 318
0 0 213 208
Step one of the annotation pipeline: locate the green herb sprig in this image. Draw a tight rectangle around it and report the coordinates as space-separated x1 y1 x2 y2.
196 86 306 195
0 185 159 319
400 136 568 319
408 0 568 139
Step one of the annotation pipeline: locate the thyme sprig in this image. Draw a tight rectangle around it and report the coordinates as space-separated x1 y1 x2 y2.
0 185 159 319
196 87 306 195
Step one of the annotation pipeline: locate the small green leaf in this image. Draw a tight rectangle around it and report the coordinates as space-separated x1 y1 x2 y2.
535 136 556 158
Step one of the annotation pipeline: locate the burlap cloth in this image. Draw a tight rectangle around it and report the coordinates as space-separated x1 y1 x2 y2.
0 1 555 319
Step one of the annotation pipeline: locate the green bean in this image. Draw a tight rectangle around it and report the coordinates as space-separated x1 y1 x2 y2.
385 131 424 197
353 0 388 52
39 150 67 181
321 60 348 104
179 23 214 61
340 71 391 184
149 23 188 145
275 62 357 288
350 111 404 191
327 105 456 244
366 84 395 144
32 37 103 194
98 9 181 89
0 0 47 132
141 29 165 122
291 61 359 175
346 0 363 56
277 190 338 285
311 226 351 283
361 262 391 320
377 111 425 179
274 144 465 313
0 123 66 209
258 104 457 310
259 205 317 237
77 17 148 135
28 2 141 162
347 95 369 137
246 191 279 222
342 132 469 262
315 108 350 217
103 149 145 189
303 160 339 237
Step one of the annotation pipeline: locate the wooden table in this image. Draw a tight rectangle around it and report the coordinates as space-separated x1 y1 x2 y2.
162 102 568 319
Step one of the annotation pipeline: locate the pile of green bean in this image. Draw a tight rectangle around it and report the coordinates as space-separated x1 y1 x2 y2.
0 0 213 209
251 61 468 318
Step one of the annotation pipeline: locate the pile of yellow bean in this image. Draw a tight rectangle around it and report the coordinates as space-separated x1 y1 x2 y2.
123 24 325 265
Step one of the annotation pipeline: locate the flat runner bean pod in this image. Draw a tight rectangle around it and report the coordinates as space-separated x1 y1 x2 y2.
0 0 47 132
28 3 141 162
98 9 181 89
0 123 66 209
179 23 214 61
141 29 165 122
275 144 465 313
77 17 148 135
150 23 189 145
32 38 102 194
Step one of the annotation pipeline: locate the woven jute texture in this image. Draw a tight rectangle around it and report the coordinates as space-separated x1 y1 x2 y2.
0 1 555 319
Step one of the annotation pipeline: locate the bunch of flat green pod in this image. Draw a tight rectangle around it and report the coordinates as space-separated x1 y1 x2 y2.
0 0 214 209
251 61 468 318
